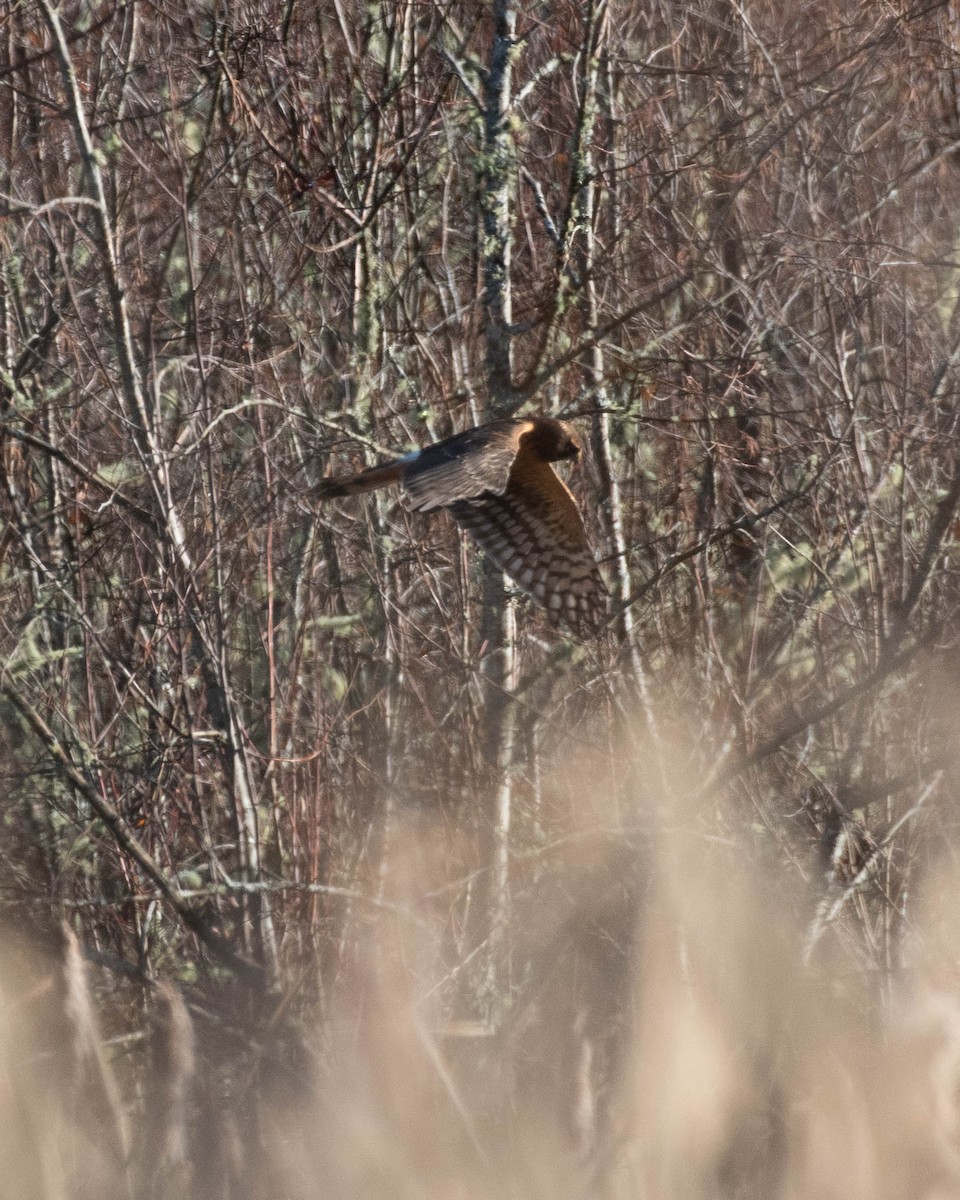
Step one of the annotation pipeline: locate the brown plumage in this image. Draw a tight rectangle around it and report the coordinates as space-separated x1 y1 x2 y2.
314 417 608 634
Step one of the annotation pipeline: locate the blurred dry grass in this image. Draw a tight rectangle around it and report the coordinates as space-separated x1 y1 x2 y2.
2 759 959 1200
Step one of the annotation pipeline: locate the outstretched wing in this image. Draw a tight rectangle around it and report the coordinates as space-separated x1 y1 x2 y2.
400 420 534 511
449 452 608 635
314 420 530 505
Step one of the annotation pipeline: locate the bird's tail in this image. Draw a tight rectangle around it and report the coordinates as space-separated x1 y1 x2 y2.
313 461 405 500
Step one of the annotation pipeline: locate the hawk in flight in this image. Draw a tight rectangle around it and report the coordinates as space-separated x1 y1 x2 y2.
314 417 608 634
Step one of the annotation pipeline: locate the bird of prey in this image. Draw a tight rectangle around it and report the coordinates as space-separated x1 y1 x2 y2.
314 417 608 634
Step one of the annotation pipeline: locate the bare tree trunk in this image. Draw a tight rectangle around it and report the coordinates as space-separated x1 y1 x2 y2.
474 0 519 1023
568 0 646 693
711 2 765 593
481 0 517 407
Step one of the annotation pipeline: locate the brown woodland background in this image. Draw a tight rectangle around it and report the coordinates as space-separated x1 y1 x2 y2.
4 0 960 1196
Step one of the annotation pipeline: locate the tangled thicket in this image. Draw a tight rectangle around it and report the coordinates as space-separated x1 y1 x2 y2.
3 0 960 1195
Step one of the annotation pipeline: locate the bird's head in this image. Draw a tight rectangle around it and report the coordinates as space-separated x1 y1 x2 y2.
531 418 583 464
